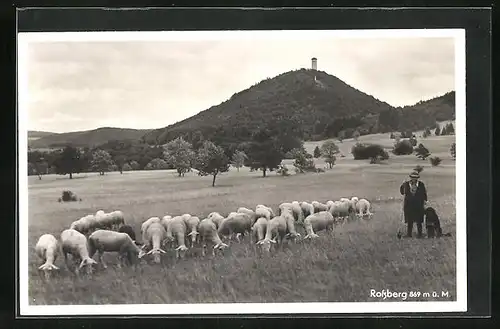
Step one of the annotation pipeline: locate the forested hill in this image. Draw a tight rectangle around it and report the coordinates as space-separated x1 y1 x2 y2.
142 69 455 148
141 68 396 145
28 127 153 149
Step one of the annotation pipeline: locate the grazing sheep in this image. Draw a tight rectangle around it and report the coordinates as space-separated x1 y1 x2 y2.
165 216 189 259
353 198 373 219
141 216 161 245
184 215 201 248
60 229 97 274
280 207 301 240
160 215 173 230
303 211 335 239
142 222 167 263
251 217 268 245
88 230 146 268
278 202 305 225
255 205 274 221
118 224 137 243
218 212 253 242
95 210 125 230
300 201 315 218
256 216 288 252
237 207 258 225
311 201 329 213
198 217 229 256
69 214 98 234
329 200 352 223
35 234 60 279
207 212 225 228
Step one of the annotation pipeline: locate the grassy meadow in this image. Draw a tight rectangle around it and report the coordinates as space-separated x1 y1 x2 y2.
27 133 457 305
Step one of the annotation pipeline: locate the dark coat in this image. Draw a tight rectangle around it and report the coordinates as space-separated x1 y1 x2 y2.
400 180 427 223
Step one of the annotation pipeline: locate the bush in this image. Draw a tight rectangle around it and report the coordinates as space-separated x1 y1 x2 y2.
450 142 456 159
390 132 395 139
277 164 290 176
61 190 80 202
414 165 424 173
122 163 133 171
409 137 417 147
351 143 388 161
414 143 431 160
429 156 442 166
392 140 414 155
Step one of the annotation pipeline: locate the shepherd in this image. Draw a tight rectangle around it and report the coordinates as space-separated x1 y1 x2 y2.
399 171 428 238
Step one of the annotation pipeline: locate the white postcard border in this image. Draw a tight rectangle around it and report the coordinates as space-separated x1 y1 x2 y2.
18 28 467 316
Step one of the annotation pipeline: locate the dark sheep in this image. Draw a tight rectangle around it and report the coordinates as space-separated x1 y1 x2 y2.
118 225 138 243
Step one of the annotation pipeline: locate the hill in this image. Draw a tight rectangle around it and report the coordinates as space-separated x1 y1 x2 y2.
142 68 396 145
142 68 455 149
28 130 57 140
28 127 153 149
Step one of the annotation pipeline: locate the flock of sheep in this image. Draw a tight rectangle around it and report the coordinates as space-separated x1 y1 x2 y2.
34 197 373 279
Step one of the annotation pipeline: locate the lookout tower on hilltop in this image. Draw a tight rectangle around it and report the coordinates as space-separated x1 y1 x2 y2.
311 57 318 81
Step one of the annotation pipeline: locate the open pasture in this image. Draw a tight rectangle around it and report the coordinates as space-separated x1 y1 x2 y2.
27 136 457 305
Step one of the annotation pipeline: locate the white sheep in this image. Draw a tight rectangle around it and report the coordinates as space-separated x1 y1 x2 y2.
207 212 226 228
255 204 274 221
88 230 146 268
218 212 253 242
95 210 125 230
329 200 352 224
69 214 98 234
353 198 373 219
60 229 98 274
35 234 60 279
278 202 305 225
250 217 268 245
300 201 315 218
165 216 189 259
141 216 161 245
255 216 288 252
303 211 335 239
198 217 229 256
311 201 329 213
184 215 201 248
142 222 167 263
237 207 258 225
280 207 301 240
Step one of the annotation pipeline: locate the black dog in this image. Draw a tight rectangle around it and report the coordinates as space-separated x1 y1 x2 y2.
424 207 452 238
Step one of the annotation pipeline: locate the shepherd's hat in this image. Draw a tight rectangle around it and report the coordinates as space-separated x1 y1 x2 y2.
409 171 420 179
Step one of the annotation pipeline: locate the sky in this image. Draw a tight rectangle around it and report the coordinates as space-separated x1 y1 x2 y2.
22 32 456 133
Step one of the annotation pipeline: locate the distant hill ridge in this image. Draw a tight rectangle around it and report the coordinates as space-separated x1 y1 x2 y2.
28 127 153 149
29 68 455 150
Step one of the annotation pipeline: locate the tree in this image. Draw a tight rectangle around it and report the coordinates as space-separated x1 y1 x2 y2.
392 140 414 155
145 158 169 170
414 143 431 160
195 140 230 186
28 150 48 180
129 160 140 170
450 142 456 159
163 137 196 177
409 136 418 147
52 145 84 179
390 132 395 139
292 148 317 173
446 122 455 135
337 130 345 143
352 130 360 141
122 163 133 171
320 140 340 169
429 156 442 166
313 146 321 158
244 129 284 177
231 150 247 172
435 125 441 136
351 143 389 163
90 149 115 175
424 127 432 137
113 155 128 174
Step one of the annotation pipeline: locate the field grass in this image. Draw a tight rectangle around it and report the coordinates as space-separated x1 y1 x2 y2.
27 134 457 305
